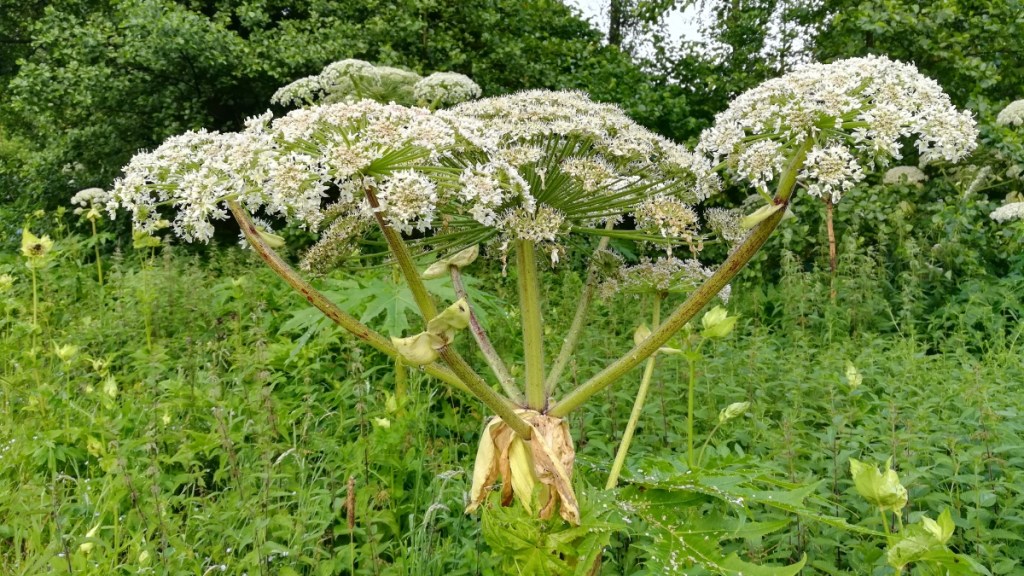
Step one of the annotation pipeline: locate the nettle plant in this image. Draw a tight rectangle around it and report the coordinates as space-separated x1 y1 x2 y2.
105 56 976 569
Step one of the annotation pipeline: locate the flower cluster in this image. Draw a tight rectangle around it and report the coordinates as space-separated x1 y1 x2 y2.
441 90 719 254
990 201 1024 223
698 56 977 202
109 100 455 246
413 72 482 107
71 187 109 220
703 207 745 244
996 99 1024 127
634 194 700 250
882 166 928 186
110 89 720 268
600 256 729 302
271 59 421 108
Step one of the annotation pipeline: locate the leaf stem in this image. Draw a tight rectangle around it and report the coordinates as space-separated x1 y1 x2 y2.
606 292 661 489
517 240 546 410
225 200 469 394
550 138 814 418
450 266 523 403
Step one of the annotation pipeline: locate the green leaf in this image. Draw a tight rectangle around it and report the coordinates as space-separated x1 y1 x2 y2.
850 457 908 512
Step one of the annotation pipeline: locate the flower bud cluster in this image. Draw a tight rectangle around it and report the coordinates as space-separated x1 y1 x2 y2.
272 60 481 110
698 56 977 202
882 166 928 186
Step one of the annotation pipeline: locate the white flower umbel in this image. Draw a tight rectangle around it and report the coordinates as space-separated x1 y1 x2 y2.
435 90 720 255
413 72 482 108
272 59 422 108
883 166 928 186
601 256 730 302
698 56 977 200
800 144 865 202
109 101 456 246
996 99 1024 127
990 202 1024 223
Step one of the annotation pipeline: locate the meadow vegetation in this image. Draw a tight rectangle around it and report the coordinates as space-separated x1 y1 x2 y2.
2 1 1023 575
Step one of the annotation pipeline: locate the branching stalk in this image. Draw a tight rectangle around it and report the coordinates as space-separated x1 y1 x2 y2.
606 293 661 489
226 200 469 394
551 138 814 418
545 230 612 396
438 347 532 439
516 240 546 410
450 266 523 403
364 189 437 320
360 191 531 436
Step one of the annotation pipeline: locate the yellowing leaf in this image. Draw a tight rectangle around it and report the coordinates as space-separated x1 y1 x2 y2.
427 298 470 342
390 332 443 365
850 457 908 512
422 245 480 279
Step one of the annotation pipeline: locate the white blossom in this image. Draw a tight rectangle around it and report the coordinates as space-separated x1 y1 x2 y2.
883 166 928 185
601 257 730 302
698 56 977 201
800 144 865 202
996 99 1024 127
634 195 700 246
990 202 1024 223
413 72 482 107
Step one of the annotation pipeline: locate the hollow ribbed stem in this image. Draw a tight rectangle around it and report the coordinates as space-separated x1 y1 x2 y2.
545 230 612 396
226 200 469 394
438 347 532 439
516 240 546 410
550 138 814 418
450 266 523 403
605 292 661 489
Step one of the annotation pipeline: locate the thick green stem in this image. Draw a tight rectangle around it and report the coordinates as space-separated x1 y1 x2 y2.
606 293 661 489
551 138 814 418
545 230 612 396
364 190 437 320
360 191 530 435
450 266 523 403
516 240 546 410
226 200 469 394
438 347 532 439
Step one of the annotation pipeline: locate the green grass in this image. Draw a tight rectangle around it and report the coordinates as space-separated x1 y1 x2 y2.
1 228 1022 574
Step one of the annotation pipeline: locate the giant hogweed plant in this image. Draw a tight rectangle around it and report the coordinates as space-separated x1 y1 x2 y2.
103 56 977 572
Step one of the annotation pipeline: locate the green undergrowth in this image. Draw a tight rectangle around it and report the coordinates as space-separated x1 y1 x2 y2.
1 233 1022 574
